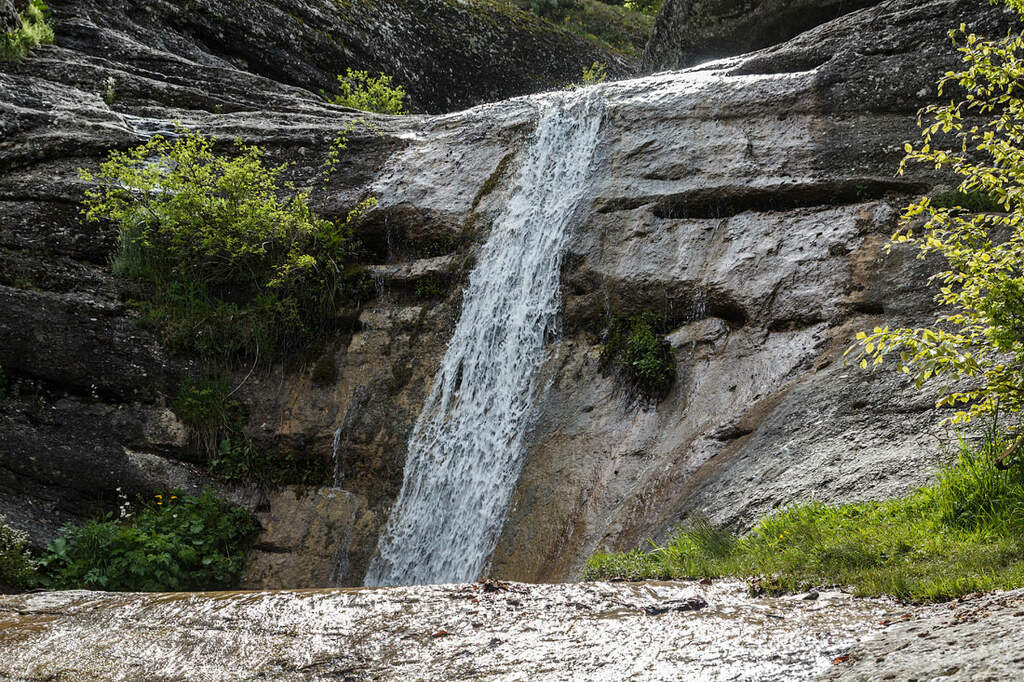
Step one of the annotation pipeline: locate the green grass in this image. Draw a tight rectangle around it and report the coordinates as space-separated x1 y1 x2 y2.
1 0 54 62
585 428 1024 602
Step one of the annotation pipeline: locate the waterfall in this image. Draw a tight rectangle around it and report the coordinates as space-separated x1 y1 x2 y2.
364 92 604 586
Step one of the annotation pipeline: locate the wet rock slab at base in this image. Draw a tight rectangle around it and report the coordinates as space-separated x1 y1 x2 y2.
0 581 887 681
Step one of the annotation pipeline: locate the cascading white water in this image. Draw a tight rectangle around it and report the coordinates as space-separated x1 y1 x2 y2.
364 92 604 586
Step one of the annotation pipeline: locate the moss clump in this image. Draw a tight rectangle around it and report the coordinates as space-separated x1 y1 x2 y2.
600 311 676 400
931 188 1006 213
1 0 54 62
472 153 515 210
586 429 1024 602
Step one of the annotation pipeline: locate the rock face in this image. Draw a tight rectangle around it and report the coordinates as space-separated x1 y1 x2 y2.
41 0 631 115
0 0 1015 588
643 0 885 72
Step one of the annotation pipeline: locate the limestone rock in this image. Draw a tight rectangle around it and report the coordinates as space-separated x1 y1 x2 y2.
244 486 378 588
642 0 886 72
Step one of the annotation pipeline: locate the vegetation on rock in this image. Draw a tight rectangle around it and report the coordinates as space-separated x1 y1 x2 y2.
0 514 37 592
39 490 258 592
0 0 53 62
522 0 653 56
325 68 408 115
600 311 676 400
850 0 1024 426
586 429 1024 602
81 128 374 362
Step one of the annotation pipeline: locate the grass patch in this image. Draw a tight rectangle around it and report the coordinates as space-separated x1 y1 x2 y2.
1 0 54 62
585 428 1024 602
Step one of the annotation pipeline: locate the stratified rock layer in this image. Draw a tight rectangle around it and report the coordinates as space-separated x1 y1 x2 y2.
643 0 885 72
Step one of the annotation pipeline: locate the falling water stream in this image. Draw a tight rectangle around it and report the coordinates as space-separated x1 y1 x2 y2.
364 92 605 586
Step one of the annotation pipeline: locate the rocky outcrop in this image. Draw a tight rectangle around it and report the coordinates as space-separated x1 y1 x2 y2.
36 0 631 115
0 0 1014 588
1 0 27 33
642 0 885 72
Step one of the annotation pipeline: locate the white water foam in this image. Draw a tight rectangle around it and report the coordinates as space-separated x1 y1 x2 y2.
364 92 604 586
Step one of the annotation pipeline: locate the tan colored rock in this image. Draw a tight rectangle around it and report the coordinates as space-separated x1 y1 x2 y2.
244 486 378 588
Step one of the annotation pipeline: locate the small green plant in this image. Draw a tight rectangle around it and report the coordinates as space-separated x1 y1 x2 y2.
601 311 676 399
325 68 408 115
81 128 374 361
39 490 259 592
102 76 116 105
173 373 241 456
1 0 54 62
0 515 37 592
586 427 1024 602
565 61 608 90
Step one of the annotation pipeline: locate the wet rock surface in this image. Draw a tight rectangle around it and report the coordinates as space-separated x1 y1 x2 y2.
0 581 890 680
822 589 1024 681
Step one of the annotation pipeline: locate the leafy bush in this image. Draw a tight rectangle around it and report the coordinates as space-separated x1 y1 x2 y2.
81 129 374 361
173 373 241 455
601 311 676 399
849 0 1024 425
39 490 258 592
0 515 37 592
521 0 653 56
325 68 408 114
1 0 54 62
586 428 1024 602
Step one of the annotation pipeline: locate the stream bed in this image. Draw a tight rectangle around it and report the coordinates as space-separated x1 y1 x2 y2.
0 580 895 680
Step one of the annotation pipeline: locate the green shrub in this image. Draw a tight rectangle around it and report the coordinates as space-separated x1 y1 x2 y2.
0 515 37 592
1 0 54 62
521 0 653 56
601 311 676 399
586 428 1024 602
173 373 241 455
39 490 258 592
325 68 408 115
81 128 374 361
566 61 608 89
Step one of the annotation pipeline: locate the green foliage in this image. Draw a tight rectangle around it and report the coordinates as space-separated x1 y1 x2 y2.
849 1 1024 425
586 429 1024 602
173 373 241 455
623 0 662 15
0 515 37 592
209 438 330 487
81 128 374 361
39 490 258 592
325 69 408 115
0 0 54 62
521 0 653 56
563 60 608 90
601 311 676 399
